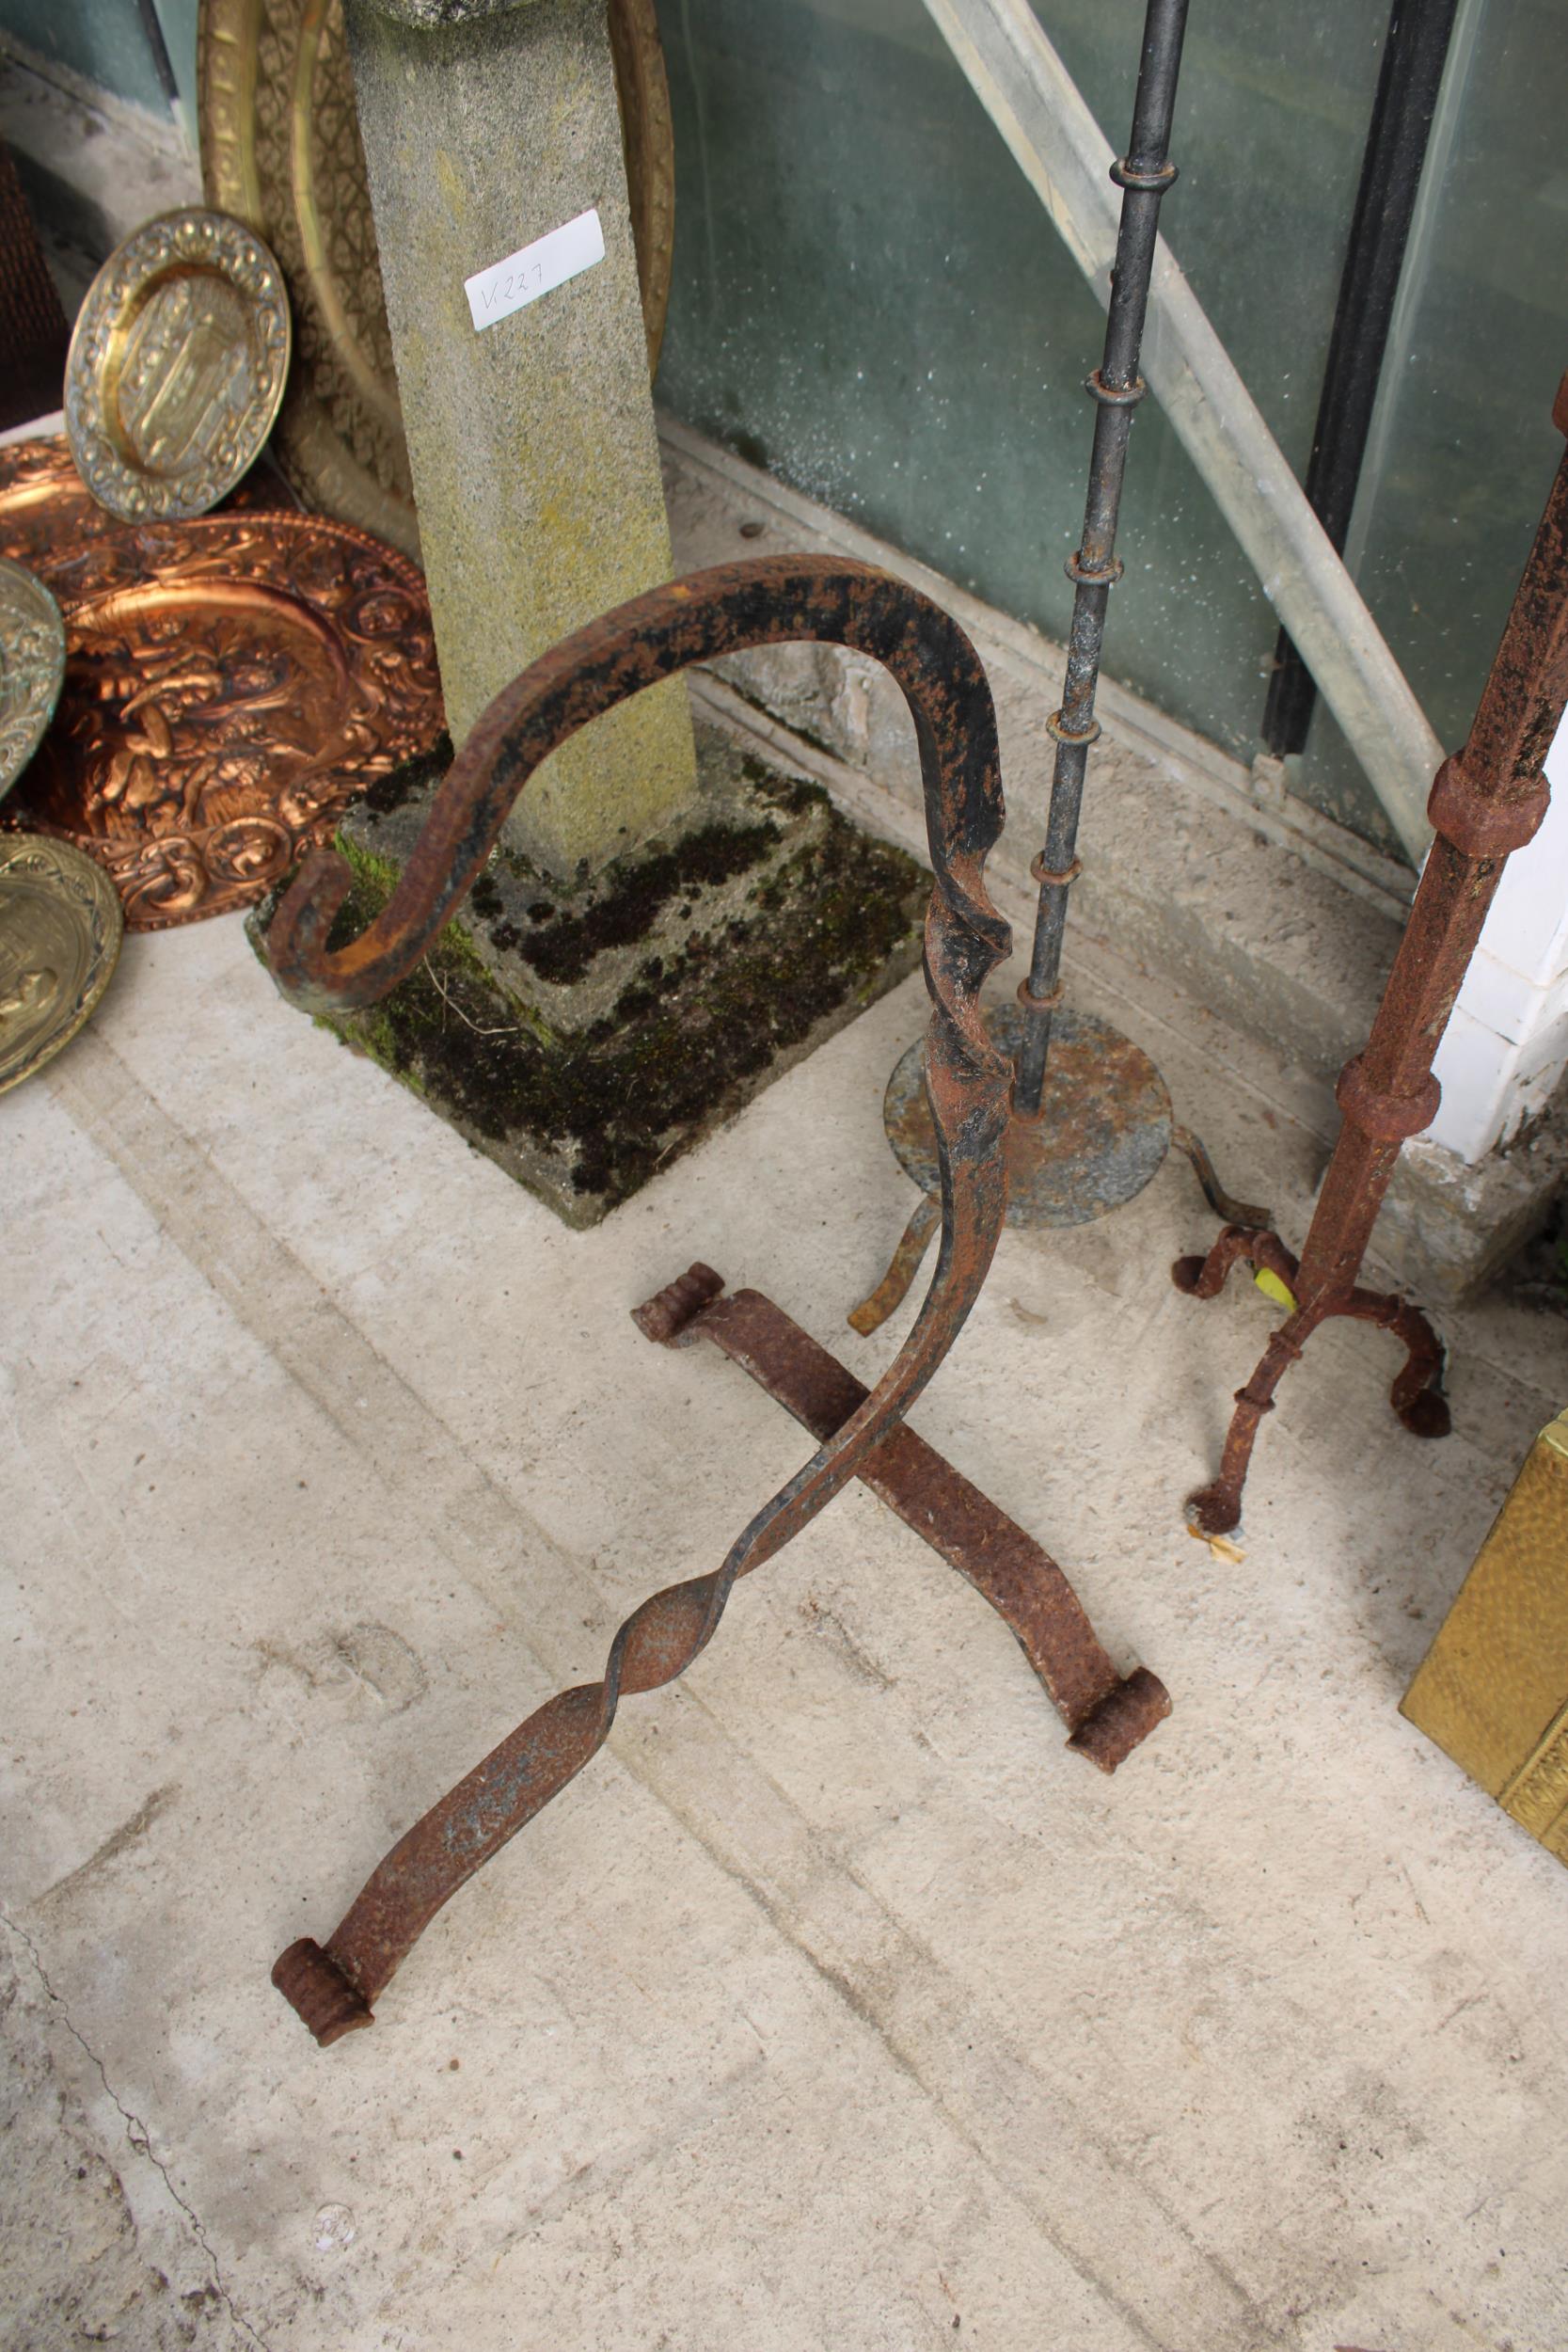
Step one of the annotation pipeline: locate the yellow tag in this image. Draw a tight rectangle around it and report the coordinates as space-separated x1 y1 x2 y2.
1185 1521 1245 1565
1254 1267 1297 1311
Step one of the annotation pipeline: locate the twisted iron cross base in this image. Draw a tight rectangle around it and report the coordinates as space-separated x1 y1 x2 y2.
276 1266 1169 2047
263 555 1167 2045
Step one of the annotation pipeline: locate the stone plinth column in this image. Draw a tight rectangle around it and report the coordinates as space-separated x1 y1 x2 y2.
344 0 697 877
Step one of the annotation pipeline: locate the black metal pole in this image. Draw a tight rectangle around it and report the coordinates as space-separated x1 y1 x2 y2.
1012 0 1189 1119
1260 0 1459 758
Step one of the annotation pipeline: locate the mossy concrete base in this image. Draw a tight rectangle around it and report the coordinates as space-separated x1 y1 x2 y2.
250 726 927 1227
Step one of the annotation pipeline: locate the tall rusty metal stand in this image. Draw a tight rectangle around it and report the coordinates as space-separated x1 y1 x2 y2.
262 556 1169 2047
850 0 1263 1338
1178 371 1568 1535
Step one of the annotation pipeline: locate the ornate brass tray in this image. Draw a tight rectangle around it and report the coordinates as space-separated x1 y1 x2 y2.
0 833 123 1095
2 511 443 930
0 557 66 803
198 0 674 560
0 435 293 609
64 209 292 522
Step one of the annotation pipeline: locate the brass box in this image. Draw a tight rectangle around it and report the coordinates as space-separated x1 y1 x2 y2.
1402 1406 1568 1864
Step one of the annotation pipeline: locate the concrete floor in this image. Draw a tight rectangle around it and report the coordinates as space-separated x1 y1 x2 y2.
6 772 1568 2350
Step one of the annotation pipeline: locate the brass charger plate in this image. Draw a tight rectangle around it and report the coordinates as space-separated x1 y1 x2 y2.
0 834 123 1095
2 511 443 930
198 0 675 560
0 557 66 803
65 209 292 523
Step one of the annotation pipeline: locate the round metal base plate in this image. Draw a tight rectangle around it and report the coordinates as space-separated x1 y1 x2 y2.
884 1003 1172 1228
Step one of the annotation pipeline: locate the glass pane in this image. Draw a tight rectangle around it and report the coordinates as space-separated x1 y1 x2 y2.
657 0 1393 839
1308 0 1568 835
0 0 173 118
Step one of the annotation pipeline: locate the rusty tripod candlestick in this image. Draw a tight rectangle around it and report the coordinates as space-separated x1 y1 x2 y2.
847 0 1264 1339
1179 369 1568 1536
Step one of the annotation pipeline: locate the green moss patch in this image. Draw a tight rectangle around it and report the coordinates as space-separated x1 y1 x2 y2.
307 775 925 1221
492 815 785 988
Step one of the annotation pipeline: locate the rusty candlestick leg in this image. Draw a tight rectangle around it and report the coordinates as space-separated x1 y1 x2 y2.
847 1193 941 1334
1171 1221 1298 1304
1186 1315 1315 1537
1183 1275 1449 1536
1177 370 1568 1532
1367 1293 1450 1435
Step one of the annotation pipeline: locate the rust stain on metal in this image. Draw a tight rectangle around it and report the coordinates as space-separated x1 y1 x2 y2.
1177 369 1568 1534
267 554 1053 2045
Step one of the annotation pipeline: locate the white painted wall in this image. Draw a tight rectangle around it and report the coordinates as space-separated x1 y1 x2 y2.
1429 706 1568 1162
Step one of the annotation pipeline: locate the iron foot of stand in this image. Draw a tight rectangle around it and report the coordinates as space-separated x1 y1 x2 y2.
847 1083 1271 1340
848 1195 941 1335
644 1267 1171 1768
1168 1125 1273 1232
272 1264 1170 2047
1173 1223 1450 1534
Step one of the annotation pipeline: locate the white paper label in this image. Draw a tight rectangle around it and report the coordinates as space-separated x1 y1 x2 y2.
464 208 606 333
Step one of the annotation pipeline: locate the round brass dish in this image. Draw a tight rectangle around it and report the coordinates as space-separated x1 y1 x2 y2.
198 0 675 561
0 834 123 1095
65 209 292 523
0 557 66 803
4 511 442 930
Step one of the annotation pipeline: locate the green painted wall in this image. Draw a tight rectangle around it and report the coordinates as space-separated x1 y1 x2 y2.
655 0 1567 853
0 0 174 116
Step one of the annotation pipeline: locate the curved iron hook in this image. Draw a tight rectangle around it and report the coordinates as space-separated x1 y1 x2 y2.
267 557 1015 2042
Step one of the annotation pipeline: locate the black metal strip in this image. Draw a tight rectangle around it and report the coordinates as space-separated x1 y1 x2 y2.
1261 0 1461 759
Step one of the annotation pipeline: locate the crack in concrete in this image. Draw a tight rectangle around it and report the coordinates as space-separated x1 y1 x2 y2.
2 1911 275 2352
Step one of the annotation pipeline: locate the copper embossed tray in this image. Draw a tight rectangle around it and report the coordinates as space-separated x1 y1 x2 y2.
198 0 674 560
1 511 442 930
0 434 294 608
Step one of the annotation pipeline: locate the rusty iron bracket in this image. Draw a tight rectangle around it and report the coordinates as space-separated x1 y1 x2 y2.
1176 369 1568 1534
263 553 1166 2047
634 1263 1169 1760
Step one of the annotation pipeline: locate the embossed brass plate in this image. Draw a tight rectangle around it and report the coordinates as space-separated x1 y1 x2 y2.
0 834 123 1094
0 558 66 802
65 210 292 523
198 0 674 560
2 511 442 930
1402 1407 1568 1867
